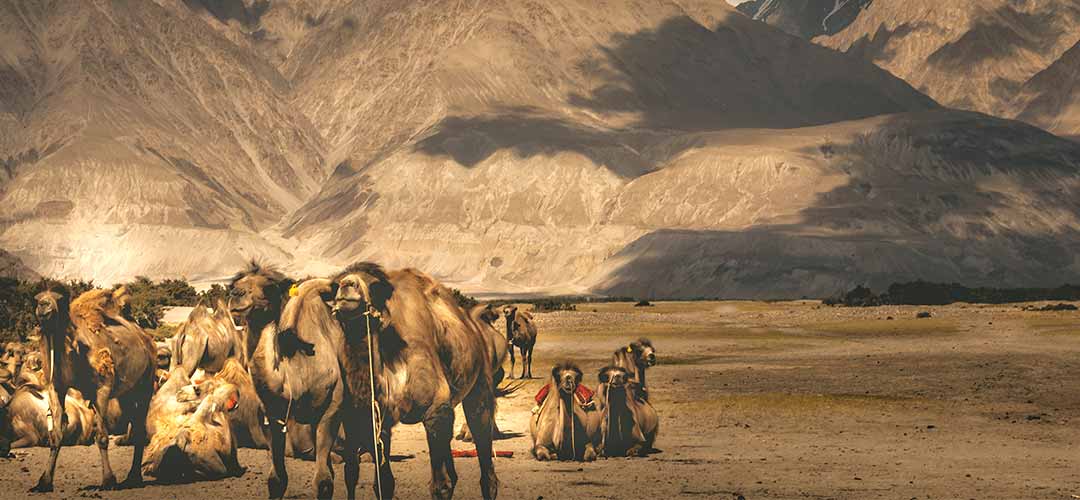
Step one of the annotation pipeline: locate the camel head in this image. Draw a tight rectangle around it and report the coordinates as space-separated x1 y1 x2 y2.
15 351 44 387
330 262 393 322
630 339 656 368
599 365 632 388
0 342 26 378
551 362 583 397
227 261 291 329
34 288 69 330
476 303 500 326
155 342 172 371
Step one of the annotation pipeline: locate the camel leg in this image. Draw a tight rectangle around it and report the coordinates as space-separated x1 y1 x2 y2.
266 418 288 499
373 427 396 499
313 415 337 499
92 387 118 490
30 387 66 493
120 394 148 488
463 384 500 500
341 418 360 500
423 403 457 500
524 346 534 379
507 346 516 380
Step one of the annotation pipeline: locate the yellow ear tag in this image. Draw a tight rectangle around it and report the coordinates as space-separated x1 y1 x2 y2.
626 346 632 352
288 284 299 297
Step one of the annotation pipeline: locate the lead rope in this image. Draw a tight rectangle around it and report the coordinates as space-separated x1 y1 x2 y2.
365 309 384 500
602 383 610 454
46 335 55 433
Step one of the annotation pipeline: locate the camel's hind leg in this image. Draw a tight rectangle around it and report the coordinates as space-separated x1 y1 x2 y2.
423 403 457 500
313 415 337 499
30 387 67 493
463 383 500 499
507 345 516 380
92 386 118 490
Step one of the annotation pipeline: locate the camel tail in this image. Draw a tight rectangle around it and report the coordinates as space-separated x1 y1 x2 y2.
495 379 525 398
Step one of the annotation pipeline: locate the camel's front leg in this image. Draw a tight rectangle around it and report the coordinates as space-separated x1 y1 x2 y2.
30 386 66 493
507 344 516 380
423 403 457 500
120 392 150 488
92 386 118 490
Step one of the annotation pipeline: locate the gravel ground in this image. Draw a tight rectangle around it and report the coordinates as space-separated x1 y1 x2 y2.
3 301 1080 499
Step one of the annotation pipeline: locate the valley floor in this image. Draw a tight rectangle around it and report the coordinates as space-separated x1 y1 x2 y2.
3 301 1080 499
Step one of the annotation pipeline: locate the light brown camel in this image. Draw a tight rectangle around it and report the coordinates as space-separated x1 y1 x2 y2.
503 305 537 379
1 386 101 449
228 264 345 500
172 301 243 376
171 302 267 449
2 342 27 379
456 303 509 442
594 366 659 457
30 287 155 493
529 362 597 461
612 338 657 400
142 365 244 482
329 263 500 500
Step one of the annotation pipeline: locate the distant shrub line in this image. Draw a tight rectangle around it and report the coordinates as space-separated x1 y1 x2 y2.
826 281 1080 307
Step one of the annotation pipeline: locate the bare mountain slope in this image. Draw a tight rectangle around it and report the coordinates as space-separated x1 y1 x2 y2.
0 0 326 282
1016 41 1080 141
272 1 1080 297
738 0 1080 138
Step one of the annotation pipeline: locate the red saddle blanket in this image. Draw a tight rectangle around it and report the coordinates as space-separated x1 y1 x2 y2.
534 383 594 405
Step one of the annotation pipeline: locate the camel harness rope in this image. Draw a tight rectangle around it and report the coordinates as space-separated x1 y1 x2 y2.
365 308 385 500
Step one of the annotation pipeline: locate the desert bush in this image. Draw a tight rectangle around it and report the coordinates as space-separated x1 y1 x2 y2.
450 288 478 310
0 278 97 342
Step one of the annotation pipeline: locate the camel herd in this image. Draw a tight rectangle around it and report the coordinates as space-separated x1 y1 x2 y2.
529 340 660 461
0 261 662 499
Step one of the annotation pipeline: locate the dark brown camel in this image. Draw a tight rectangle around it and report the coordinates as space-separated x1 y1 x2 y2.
612 338 656 400
594 366 659 457
228 264 345 500
503 305 537 379
30 287 155 493
330 263 500 500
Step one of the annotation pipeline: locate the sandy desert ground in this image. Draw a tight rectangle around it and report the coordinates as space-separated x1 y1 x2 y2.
2 300 1080 499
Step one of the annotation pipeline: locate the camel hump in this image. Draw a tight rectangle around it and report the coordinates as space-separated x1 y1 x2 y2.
280 278 333 333
70 288 122 335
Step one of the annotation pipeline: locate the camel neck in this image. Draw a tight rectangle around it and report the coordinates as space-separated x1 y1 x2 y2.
246 311 276 360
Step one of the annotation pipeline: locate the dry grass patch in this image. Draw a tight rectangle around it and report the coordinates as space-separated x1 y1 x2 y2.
805 318 960 337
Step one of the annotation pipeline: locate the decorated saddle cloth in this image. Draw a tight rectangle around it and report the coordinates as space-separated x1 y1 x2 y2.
533 383 594 407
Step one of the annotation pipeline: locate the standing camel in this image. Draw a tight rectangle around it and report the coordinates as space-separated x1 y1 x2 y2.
612 338 656 400
503 305 537 379
227 264 345 500
30 287 155 493
330 262 500 500
457 303 509 442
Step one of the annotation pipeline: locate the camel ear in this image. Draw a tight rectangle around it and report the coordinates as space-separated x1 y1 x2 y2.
550 364 562 381
368 279 393 312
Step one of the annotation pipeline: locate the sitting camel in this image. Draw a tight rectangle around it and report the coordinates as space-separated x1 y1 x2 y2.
0 385 101 449
529 363 597 461
329 263 500 499
142 368 244 482
612 338 657 400
30 286 155 492
172 303 267 449
594 366 659 457
503 305 538 379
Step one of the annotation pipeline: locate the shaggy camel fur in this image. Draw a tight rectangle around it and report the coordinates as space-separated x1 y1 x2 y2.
595 366 659 457
530 363 597 462
142 366 244 482
330 263 500 500
30 287 155 493
229 265 344 500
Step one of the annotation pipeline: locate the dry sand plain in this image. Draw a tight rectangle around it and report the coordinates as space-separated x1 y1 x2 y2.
3 300 1080 499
